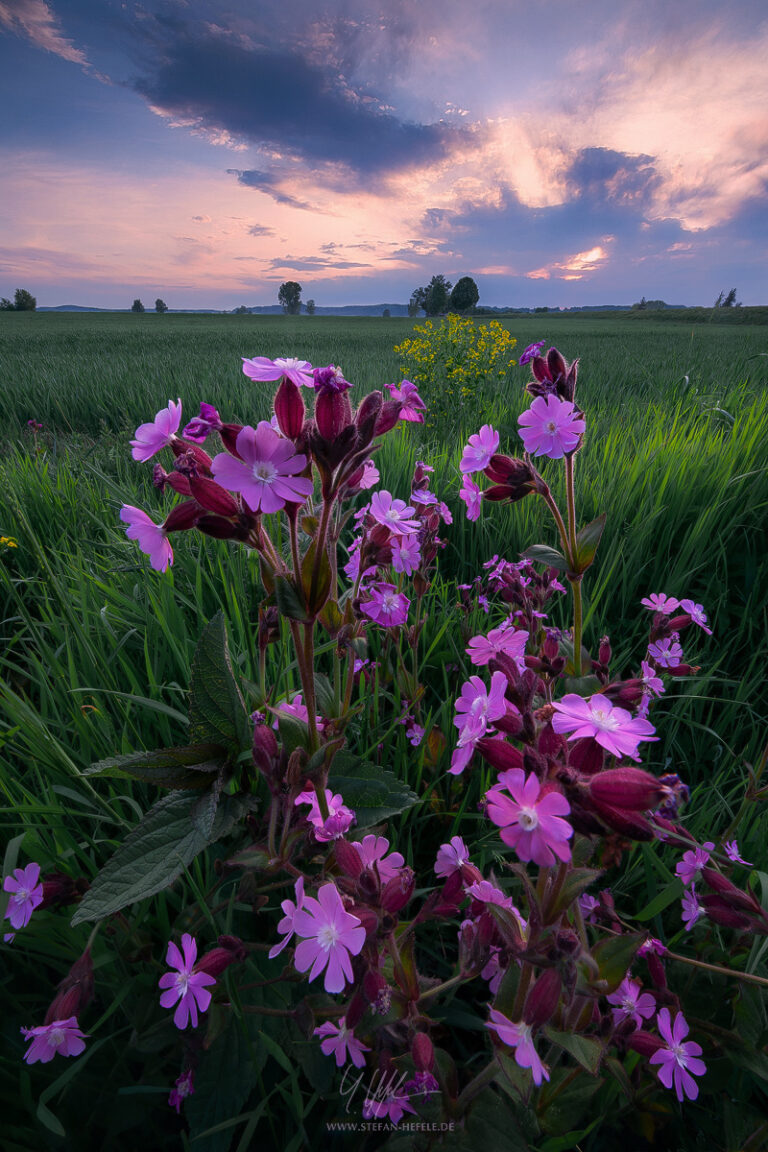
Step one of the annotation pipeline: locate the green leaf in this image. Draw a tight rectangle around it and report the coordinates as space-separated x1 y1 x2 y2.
561 674 602 697
86 743 226 789
189 612 250 752
318 598 344 636
542 1028 603 1075
328 751 418 827
546 867 603 922
632 878 684 920
590 932 644 992
574 514 607 573
300 539 332 615
442 1088 531 1151
313 672 336 720
274 574 308 621
185 1015 266 1152
520 544 568 572
71 790 249 924
276 710 310 757
537 1070 602 1136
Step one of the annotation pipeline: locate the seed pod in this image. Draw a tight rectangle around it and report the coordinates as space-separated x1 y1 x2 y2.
274 378 305 440
589 768 665 813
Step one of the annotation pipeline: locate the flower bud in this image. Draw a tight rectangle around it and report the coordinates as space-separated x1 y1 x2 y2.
171 439 212 470
252 722 279 778
476 737 524 773
701 870 762 914
219 423 244 458
374 399 403 435
345 989 367 1030
163 500 201 533
589 768 665 813
195 935 247 977
598 636 612 667
274 378 305 440
699 895 756 931
412 1032 435 1073
494 704 524 736
197 514 243 540
627 1030 665 1058
44 947 95 1025
592 799 656 840
381 867 415 914
523 967 561 1028
547 347 567 385
355 391 383 445
189 476 240 517
335 838 364 879
568 737 605 775
315 388 353 441
40 872 81 909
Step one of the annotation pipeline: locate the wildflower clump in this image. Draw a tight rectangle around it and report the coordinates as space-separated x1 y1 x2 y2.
394 314 517 432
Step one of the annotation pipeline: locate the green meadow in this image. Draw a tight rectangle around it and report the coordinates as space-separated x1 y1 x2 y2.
1 311 767 1147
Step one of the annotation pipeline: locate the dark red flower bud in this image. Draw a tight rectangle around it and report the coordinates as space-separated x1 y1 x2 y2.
355 391 383 444
252 722 279 778
171 439 212 470
700 872 762 914
592 799 656 840
195 935 247 977
219 423 244 458
494 703 524 736
335 838 364 879
598 636 611 667
646 950 667 991
477 737 524 773
412 1032 435 1073
44 948 94 1025
40 873 80 909
568 737 605 775
274 378 305 440
627 1030 665 1058
362 968 387 1006
524 967 562 1028
347 905 379 938
547 347 567 384
589 768 665 812
197 514 242 539
602 679 645 707
531 355 552 384
163 500 201 533
345 988 367 1030
189 476 240 516
699 895 756 931
374 399 403 435
381 867 415 914
315 388 353 441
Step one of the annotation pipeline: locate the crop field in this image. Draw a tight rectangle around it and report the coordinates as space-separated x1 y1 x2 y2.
1 311 767 1149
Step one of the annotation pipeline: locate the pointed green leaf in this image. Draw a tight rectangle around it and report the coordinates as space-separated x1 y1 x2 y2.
632 878 684 920
274 574 308 621
590 932 644 992
328 751 418 826
85 743 226 789
574 514 607 573
542 1028 604 1075
521 544 569 572
71 790 250 924
300 539 332 615
188 612 250 752
546 867 603 922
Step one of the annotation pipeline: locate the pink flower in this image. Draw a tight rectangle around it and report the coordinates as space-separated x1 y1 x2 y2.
354 835 405 883
551 693 658 761
640 593 680 614
405 720 424 746
391 534 421 575
369 491 420 535
650 1008 706 1101
363 1087 416 1124
120 506 173 572
640 660 665 697
517 396 585 459
130 400 182 462
182 402 222 443
3 862 43 930
723 839 752 866
607 977 656 1028
519 340 546 366
465 880 527 930
385 379 426 422
486 1009 549 1085
638 937 668 958
681 885 703 931
481 948 504 994
675 843 714 887
459 474 483 521
460 424 500 474
579 893 600 922
438 500 453 524
21 1017 87 1064
435 836 470 878
485 770 573 866
294 789 355 842
360 583 410 627
453 671 508 733
647 638 683 668
314 1017 370 1068
168 1068 195 1114
158 934 216 1029
449 714 486 775
269 877 306 959
292 882 366 994
680 599 712 635
358 460 380 489
211 422 313 513
241 355 314 388
466 625 527 671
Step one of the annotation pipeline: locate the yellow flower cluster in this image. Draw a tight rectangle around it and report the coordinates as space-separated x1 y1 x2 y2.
394 315 517 430
0 536 18 548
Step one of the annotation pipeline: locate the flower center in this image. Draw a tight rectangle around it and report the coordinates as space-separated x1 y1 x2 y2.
317 923 340 952
518 807 539 831
48 1027 66 1049
621 995 636 1012
590 708 620 732
382 593 398 611
175 971 190 996
546 420 558 433
253 461 277 483
14 886 31 903
670 1042 689 1065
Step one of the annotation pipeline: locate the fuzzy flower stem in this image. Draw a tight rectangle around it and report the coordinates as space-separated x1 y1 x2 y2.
267 796 280 859
539 486 571 559
511 962 534 1022
418 971 469 1004
288 515 303 590
455 1059 500 1115
666 950 768 989
309 497 334 611
563 454 583 676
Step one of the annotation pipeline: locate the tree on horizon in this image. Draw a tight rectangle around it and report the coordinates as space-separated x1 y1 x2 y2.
131 299 145 313
278 282 302 314
0 288 37 311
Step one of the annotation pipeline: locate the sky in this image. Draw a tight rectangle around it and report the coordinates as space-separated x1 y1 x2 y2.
1 0 766 309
